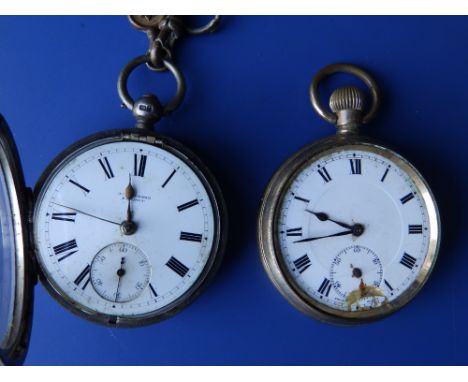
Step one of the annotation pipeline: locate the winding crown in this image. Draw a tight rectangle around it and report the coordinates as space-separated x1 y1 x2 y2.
328 86 365 133
329 86 365 113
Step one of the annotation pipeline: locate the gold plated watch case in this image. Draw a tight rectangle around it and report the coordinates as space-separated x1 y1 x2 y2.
257 64 441 325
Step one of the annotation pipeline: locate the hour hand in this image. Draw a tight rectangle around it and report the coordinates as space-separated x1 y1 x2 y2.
121 174 137 235
305 209 365 236
305 209 353 229
294 230 353 243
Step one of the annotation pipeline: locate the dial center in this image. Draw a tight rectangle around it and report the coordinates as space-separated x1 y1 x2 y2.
120 220 137 235
352 223 364 237
352 267 363 278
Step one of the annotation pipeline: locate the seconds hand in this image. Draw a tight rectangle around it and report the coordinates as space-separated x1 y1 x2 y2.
115 257 126 303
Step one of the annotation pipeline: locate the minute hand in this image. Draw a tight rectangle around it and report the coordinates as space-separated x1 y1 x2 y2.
294 230 353 243
51 202 120 226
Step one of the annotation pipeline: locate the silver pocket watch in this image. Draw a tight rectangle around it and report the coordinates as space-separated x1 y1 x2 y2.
0 16 227 365
258 64 441 324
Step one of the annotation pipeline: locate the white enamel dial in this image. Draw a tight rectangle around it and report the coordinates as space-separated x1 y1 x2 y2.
33 138 217 321
278 147 433 312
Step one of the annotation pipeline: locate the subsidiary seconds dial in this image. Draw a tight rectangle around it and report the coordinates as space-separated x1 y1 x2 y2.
90 242 151 303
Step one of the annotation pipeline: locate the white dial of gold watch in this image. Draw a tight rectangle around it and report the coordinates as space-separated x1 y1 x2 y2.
277 147 432 312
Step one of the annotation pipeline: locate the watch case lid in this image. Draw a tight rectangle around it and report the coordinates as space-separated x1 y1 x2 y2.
0 114 34 366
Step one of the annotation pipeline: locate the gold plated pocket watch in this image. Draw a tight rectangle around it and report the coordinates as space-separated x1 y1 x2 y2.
0 16 226 365
258 64 440 324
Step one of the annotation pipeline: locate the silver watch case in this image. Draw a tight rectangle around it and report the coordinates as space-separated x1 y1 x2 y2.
0 121 227 365
0 115 34 366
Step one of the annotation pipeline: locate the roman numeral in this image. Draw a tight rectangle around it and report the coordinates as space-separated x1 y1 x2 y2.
400 253 417 270
293 195 310 203
161 169 176 188
408 225 423 234
317 167 332 183
317 277 332 297
293 254 311 274
349 158 362 174
149 283 158 298
381 166 390 182
53 239 78 262
177 199 199 212
400 192 415 204
51 212 76 222
69 179 90 194
74 264 91 290
166 257 189 277
286 227 302 237
384 279 394 292
180 231 203 242
98 157 114 179
134 154 147 177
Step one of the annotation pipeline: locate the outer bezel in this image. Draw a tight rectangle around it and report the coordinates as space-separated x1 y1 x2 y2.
257 134 441 325
0 115 34 365
33 128 227 327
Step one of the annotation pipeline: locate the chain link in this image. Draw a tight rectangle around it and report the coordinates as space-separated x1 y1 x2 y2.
129 16 220 71
145 16 185 71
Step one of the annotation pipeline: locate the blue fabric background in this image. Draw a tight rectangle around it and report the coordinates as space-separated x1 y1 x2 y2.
0 16 467 365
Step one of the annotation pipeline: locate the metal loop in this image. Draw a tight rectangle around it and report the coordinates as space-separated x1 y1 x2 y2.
309 63 380 125
185 16 221 35
117 55 186 115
